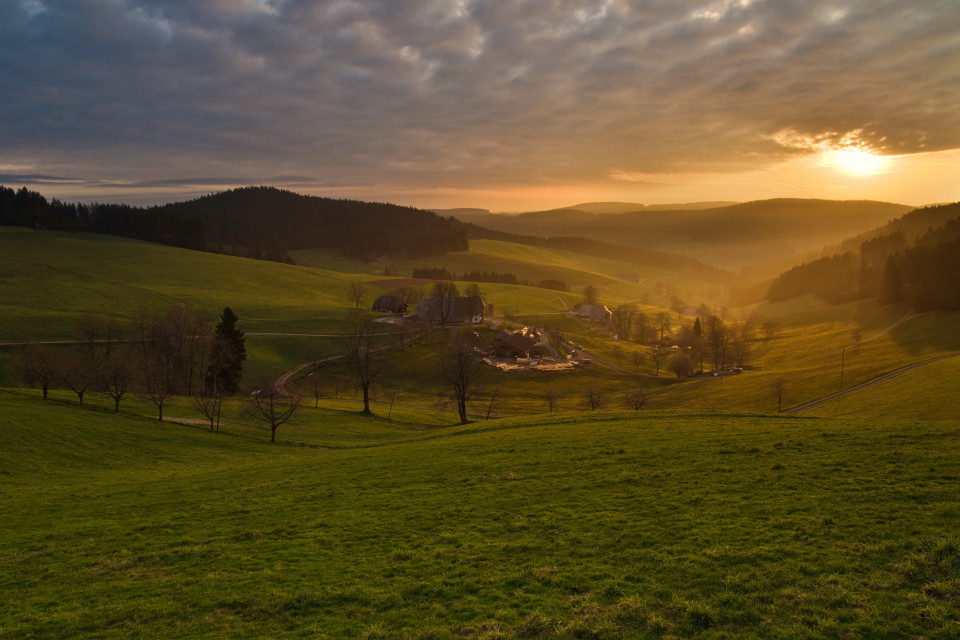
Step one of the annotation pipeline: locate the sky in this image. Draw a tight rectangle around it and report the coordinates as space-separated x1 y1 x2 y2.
2 0 959 212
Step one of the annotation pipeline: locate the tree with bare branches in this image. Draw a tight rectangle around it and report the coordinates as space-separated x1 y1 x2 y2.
342 310 388 415
543 388 558 414
431 280 459 328
583 387 605 411
247 383 301 443
16 341 62 400
625 388 646 410
438 331 484 424
349 281 367 310
773 378 786 413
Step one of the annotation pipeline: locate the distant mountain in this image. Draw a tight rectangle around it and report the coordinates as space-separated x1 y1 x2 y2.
445 198 913 269
569 201 739 214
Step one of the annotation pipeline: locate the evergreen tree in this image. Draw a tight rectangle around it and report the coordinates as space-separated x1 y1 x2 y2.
208 307 246 394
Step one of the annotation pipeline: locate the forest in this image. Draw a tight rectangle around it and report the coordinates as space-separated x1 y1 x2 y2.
0 185 469 262
765 203 960 310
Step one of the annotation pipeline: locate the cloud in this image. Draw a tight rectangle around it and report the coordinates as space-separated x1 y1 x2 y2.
1 0 958 200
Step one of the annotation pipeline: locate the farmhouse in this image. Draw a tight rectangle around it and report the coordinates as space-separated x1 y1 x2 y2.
578 303 612 323
416 296 485 325
372 295 408 314
492 332 538 359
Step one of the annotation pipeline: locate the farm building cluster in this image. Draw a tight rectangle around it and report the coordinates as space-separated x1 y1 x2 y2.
373 293 588 372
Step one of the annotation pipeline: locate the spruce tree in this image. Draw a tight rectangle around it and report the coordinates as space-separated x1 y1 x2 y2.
208 307 246 394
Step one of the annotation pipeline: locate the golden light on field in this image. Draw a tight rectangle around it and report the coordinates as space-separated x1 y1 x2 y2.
821 147 891 176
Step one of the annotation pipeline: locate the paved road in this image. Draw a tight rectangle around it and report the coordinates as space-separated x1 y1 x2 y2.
783 352 960 414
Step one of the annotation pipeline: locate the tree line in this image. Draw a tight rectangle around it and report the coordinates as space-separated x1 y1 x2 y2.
16 306 245 427
410 267 568 291
599 299 771 379
1 185 470 264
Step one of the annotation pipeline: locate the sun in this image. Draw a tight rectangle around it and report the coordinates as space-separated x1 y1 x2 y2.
822 148 891 176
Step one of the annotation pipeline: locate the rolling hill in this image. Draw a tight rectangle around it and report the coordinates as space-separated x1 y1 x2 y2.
444 199 914 270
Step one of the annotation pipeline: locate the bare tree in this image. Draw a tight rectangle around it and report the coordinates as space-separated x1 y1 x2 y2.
103 344 134 412
631 350 643 374
349 281 367 310
650 343 664 376
634 312 650 344
194 383 224 432
730 321 753 368
16 341 62 400
432 280 459 328
613 303 637 339
134 306 200 421
301 353 328 408
342 310 388 415
613 345 623 368
761 320 780 340
581 284 600 305
657 312 672 344
583 387 605 411
706 315 730 372
61 348 94 406
625 388 646 410
543 388 558 414
670 296 685 320
438 331 484 424
464 282 483 327
247 383 302 443
773 378 786 413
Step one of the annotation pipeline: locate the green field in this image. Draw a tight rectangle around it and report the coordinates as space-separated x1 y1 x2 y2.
2 391 959 638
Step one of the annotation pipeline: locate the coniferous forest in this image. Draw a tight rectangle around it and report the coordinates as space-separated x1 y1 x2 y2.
765 203 960 311
0 185 469 263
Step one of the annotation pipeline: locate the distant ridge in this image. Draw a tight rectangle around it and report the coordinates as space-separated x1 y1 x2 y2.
569 201 739 214
447 198 914 269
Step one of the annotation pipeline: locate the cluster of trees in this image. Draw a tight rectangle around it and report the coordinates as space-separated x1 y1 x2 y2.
766 204 960 310
881 216 960 310
16 306 245 427
1 185 470 264
604 302 762 378
410 267 568 292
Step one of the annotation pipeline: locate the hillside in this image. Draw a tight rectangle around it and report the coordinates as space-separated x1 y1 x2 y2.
2 392 959 637
764 202 960 309
444 199 913 270
0 185 470 262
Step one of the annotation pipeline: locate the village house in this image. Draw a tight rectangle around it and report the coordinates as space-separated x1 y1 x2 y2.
578 303 612 323
372 295 408 314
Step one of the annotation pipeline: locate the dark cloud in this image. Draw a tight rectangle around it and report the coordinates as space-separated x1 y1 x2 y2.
2 0 958 196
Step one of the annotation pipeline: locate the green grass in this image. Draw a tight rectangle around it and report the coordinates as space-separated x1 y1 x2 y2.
0 229 360 340
2 391 959 638
803 355 960 421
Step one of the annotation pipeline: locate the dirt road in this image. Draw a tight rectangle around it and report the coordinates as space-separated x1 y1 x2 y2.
784 352 960 414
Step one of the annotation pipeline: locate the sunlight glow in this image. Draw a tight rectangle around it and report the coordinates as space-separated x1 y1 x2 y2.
821 148 891 175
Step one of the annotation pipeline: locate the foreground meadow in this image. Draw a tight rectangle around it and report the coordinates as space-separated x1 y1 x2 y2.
2 391 958 638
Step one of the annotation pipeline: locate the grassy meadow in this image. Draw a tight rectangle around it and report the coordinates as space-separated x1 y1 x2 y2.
2 226 959 637
2 391 959 638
